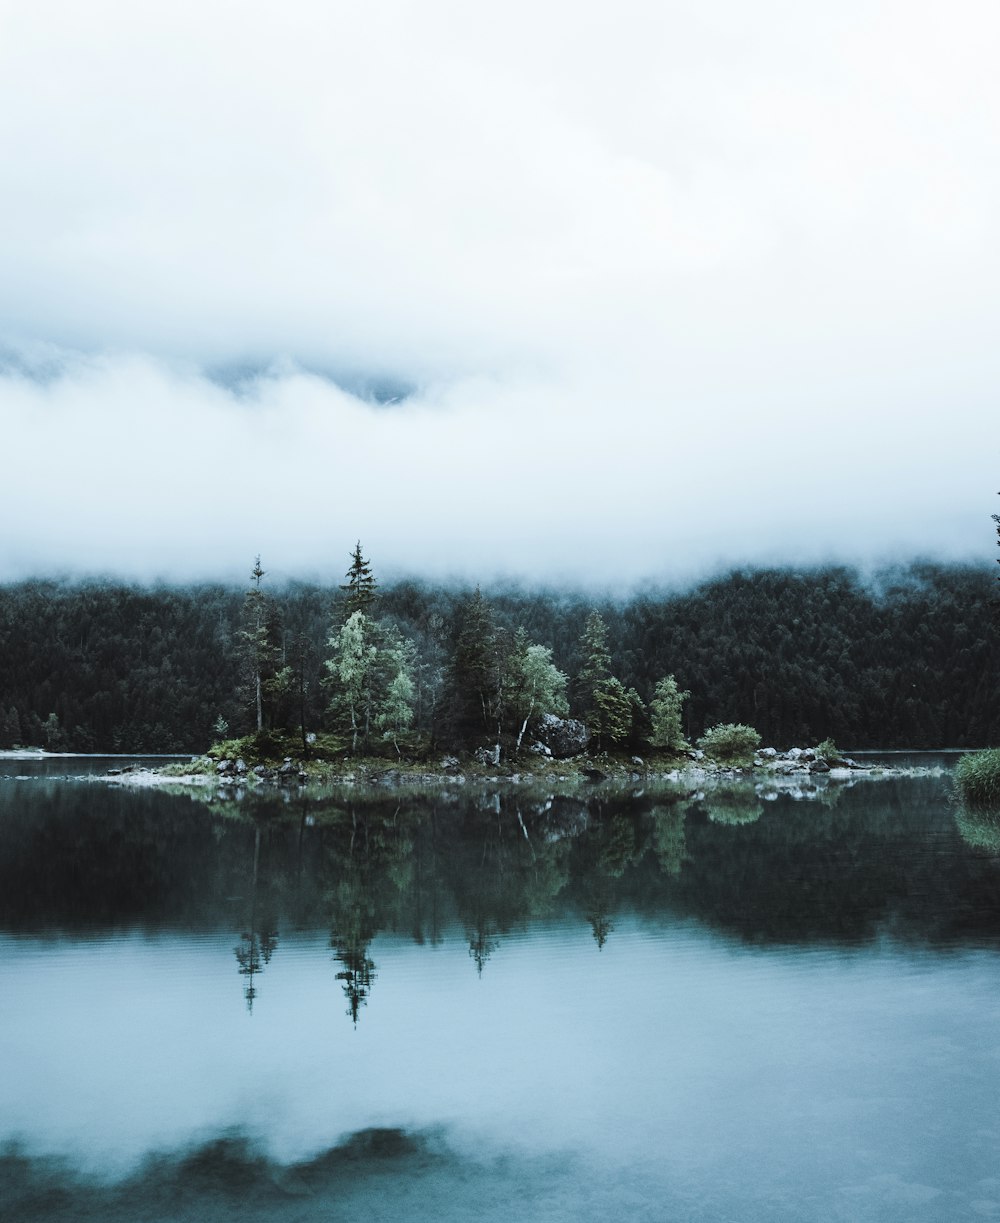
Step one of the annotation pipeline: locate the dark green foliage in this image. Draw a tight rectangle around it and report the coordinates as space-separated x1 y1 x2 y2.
340 541 378 620
574 610 612 723
0 561 998 753
445 589 504 741
954 749 1000 808
591 677 633 748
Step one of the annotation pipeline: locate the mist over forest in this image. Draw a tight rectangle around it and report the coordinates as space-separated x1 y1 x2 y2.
2 560 996 755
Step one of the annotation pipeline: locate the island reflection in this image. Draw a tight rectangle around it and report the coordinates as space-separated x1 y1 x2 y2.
2 775 998 1021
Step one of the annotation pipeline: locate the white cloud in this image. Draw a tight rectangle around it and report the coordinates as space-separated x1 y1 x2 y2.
1 1 998 582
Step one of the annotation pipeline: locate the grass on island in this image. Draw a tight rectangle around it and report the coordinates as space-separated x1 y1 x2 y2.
158 728 699 784
954 748 1000 809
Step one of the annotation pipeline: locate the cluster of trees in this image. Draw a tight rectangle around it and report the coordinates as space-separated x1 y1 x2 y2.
241 544 684 758
0 556 997 754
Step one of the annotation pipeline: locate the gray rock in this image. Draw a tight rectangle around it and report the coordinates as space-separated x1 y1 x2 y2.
441 755 461 771
216 759 232 774
631 756 645 768
809 759 831 773
534 714 589 759
235 758 247 774
529 741 552 757
759 747 778 759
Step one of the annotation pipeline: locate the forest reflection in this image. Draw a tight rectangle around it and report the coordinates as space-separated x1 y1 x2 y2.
3 775 999 1023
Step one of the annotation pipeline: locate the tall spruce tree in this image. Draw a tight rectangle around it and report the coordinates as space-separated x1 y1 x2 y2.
574 610 612 725
448 588 502 740
341 542 378 620
239 556 277 733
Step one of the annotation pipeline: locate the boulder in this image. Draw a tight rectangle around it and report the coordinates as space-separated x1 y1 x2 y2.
534 714 589 758
529 741 552 757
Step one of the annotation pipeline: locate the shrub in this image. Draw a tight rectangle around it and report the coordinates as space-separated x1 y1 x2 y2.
697 723 761 764
954 748 1000 808
815 738 839 763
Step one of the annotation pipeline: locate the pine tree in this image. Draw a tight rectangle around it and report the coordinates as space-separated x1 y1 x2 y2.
574 610 612 728
448 589 502 739
238 556 284 733
341 542 378 620
591 676 632 748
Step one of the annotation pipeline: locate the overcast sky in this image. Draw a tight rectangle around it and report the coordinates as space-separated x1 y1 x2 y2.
1 0 997 587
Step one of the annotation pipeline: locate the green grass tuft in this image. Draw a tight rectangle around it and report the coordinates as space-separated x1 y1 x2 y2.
954 748 1000 808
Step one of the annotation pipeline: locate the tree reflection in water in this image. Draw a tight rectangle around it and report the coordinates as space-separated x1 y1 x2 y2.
6 774 995 1027
234 824 279 1013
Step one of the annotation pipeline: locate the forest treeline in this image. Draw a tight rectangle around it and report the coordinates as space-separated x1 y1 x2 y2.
0 558 997 754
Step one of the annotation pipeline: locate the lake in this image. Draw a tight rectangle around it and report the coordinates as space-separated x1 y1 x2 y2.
1 759 999 1221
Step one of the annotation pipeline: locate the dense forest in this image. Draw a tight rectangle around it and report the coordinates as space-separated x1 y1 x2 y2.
0 558 997 754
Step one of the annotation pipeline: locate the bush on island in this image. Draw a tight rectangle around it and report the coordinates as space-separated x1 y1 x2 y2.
954 748 1000 808
696 723 761 765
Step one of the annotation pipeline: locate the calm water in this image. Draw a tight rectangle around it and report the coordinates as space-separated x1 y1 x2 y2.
1 762 999 1221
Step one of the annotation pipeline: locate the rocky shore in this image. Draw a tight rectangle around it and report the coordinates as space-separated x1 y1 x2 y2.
91 739 934 798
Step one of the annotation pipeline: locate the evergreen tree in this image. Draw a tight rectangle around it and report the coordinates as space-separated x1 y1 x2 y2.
238 557 285 733
448 589 502 740
341 541 378 620
239 557 268 733
591 676 633 748
649 675 690 750
574 610 612 725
